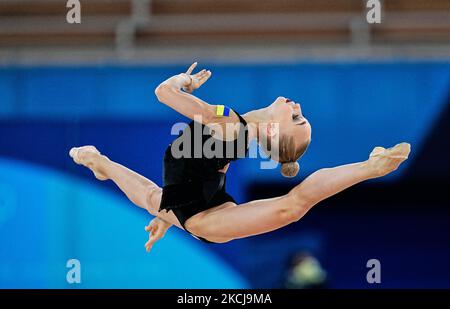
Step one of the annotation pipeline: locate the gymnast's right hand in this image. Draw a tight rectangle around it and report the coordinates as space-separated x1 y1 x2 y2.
144 217 171 252
182 62 212 93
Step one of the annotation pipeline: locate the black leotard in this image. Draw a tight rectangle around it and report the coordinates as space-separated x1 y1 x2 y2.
159 110 249 243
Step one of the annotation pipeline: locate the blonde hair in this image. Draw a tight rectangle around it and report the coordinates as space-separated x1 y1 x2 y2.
266 134 310 178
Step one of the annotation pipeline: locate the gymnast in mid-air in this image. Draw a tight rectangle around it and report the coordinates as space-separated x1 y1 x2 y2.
70 62 411 251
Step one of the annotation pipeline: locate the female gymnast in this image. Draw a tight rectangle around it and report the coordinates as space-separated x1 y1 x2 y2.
69 62 411 251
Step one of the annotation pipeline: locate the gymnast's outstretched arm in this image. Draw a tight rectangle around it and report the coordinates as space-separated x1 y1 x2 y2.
154 63 240 128
154 62 216 123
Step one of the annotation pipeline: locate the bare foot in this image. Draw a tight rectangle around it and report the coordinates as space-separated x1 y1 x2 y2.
69 146 109 181
367 142 411 177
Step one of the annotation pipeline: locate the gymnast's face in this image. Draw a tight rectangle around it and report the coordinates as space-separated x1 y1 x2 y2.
268 96 312 146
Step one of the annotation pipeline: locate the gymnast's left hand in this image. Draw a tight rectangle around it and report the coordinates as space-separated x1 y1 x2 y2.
144 217 171 252
182 62 212 93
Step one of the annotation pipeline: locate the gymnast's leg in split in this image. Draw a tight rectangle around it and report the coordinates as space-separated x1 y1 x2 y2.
181 143 410 243
70 143 410 245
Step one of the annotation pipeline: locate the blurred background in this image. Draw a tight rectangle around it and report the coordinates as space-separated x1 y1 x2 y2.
0 0 449 288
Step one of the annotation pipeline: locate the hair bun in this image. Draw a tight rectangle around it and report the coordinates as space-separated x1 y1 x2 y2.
281 162 300 178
